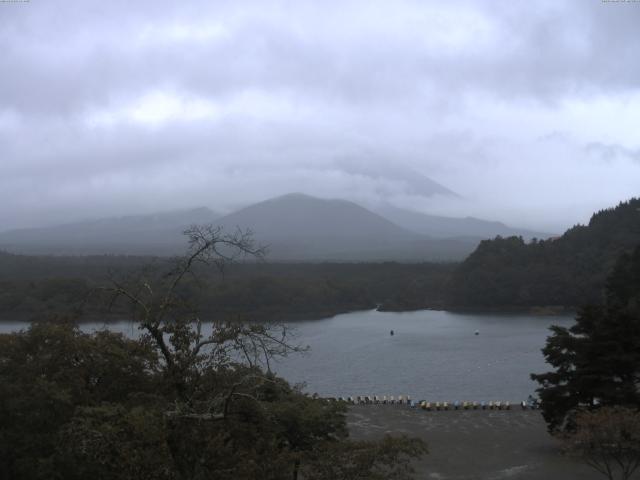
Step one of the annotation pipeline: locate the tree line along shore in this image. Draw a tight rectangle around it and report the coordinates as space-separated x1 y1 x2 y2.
0 198 638 322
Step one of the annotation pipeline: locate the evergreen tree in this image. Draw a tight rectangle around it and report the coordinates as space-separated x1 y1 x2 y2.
531 245 640 432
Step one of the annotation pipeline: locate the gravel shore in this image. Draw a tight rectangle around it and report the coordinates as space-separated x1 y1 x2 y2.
347 406 602 480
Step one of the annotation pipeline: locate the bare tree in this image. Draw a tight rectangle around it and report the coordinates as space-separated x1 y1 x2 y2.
102 225 304 411
561 407 640 480
68 225 428 480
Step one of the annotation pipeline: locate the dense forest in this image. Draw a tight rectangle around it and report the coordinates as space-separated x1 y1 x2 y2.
448 198 640 309
1 197 638 321
0 252 453 321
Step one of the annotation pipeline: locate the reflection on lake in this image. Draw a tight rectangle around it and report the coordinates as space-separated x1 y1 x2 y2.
0 309 574 401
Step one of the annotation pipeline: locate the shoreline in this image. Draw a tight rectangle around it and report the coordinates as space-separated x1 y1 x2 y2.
0 304 576 324
442 305 576 316
347 405 600 479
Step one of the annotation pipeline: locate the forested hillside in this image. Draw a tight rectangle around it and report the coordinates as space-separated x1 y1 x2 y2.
448 198 640 308
3 198 638 318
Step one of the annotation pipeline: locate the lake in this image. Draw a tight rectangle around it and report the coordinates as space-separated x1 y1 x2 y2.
0 309 574 402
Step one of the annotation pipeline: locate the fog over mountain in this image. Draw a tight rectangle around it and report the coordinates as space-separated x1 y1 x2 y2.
1 1 639 233
0 194 489 260
374 204 552 240
0 207 219 255
337 161 458 198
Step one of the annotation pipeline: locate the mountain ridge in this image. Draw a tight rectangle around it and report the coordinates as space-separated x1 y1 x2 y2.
373 203 553 240
0 193 549 260
0 207 220 255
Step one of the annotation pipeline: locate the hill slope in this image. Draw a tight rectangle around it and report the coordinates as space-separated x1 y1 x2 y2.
0 194 484 261
374 204 552 240
448 198 640 308
215 193 476 260
0 207 219 255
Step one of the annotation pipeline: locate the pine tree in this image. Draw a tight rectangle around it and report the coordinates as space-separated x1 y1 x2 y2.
531 245 640 432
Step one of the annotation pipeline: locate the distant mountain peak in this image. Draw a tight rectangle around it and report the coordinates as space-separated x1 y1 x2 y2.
265 192 347 203
0 193 496 261
275 192 311 199
337 160 458 198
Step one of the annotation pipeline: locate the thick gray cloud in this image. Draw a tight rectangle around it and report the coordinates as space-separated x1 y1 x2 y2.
0 0 639 232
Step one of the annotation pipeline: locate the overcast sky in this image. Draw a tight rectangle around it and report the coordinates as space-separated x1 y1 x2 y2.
1 0 639 233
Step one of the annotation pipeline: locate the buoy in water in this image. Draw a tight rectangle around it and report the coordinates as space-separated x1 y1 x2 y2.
475 330 480 336
390 330 394 336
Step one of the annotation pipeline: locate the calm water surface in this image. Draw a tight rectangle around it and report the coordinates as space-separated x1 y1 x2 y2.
272 309 573 402
1 309 573 402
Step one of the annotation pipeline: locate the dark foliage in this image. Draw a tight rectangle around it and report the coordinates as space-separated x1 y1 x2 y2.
0 253 454 322
531 245 640 433
561 407 640 480
0 322 162 479
449 198 640 308
0 323 362 480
